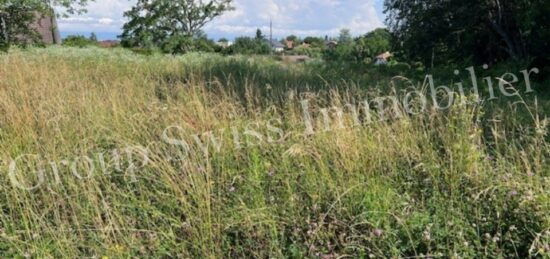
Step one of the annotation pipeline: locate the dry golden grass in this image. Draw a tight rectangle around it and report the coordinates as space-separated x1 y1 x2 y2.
0 47 548 258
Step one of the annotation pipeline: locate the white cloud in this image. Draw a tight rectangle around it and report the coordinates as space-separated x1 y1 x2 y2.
206 0 385 39
57 0 386 39
98 18 114 25
57 0 135 33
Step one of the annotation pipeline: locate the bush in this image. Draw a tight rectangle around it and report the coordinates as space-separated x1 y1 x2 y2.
286 45 323 58
225 37 270 55
62 35 96 48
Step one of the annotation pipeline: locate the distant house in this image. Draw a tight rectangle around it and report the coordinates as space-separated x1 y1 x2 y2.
325 40 338 49
216 40 233 48
270 39 284 53
30 12 61 44
375 51 392 65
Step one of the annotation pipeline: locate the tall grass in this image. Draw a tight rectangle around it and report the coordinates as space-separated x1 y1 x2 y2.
0 47 548 258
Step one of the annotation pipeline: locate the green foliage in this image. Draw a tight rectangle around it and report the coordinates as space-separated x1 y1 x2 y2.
285 34 300 45
338 28 352 43
255 28 264 41
0 2 39 49
88 32 97 42
0 0 92 50
62 35 95 48
353 28 392 64
323 40 356 63
224 36 270 55
286 45 323 58
120 0 233 51
153 34 219 54
303 36 324 48
384 0 550 65
323 28 393 66
160 35 194 54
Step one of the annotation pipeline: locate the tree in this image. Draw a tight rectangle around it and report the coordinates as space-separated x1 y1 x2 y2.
63 34 94 47
255 28 264 41
303 36 324 47
226 36 270 55
338 29 352 43
286 35 298 42
0 0 92 50
353 28 392 63
384 0 550 65
322 28 394 66
89 32 97 42
120 0 234 52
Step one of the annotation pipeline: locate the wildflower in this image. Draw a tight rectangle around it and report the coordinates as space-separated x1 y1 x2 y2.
509 190 518 197
423 230 431 241
229 186 236 192
373 229 384 237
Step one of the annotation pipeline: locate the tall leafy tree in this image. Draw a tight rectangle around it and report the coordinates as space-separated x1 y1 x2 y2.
120 0 234 52
0 0 91 49
255 28 264 41
354 28 392 63
338 29 352 43
384 0 550 65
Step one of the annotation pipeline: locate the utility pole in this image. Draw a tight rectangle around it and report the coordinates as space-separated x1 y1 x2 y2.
270 19 273 55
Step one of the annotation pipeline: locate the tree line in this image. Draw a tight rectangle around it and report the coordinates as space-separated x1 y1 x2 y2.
2 0 549 71
384 0 550 66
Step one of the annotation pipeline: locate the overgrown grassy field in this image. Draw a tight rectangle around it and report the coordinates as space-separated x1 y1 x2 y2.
0 47 548 258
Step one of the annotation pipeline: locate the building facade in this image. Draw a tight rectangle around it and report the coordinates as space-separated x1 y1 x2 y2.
31 12 61 44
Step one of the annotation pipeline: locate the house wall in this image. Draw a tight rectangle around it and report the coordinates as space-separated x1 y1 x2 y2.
30 13 61 44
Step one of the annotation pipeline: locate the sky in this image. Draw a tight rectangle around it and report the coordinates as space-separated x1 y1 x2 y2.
58 0 387 41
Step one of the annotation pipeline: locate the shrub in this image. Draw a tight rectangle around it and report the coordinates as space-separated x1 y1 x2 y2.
62 35 96 48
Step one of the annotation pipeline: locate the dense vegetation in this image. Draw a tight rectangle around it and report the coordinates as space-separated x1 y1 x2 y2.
1 0 549 257
0 47 548 258
385 0 550 66
0 0 90 50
